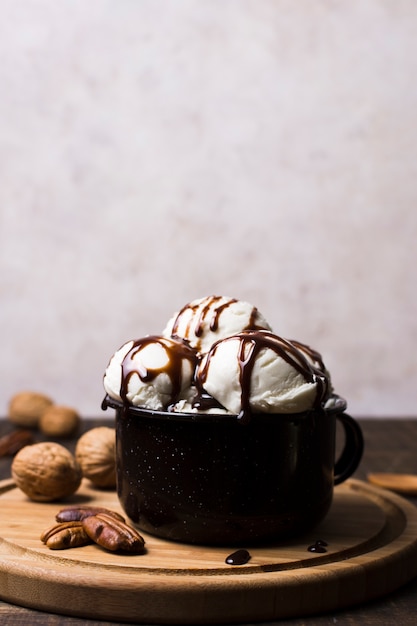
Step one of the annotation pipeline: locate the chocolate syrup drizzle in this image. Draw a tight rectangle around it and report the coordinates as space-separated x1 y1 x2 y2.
115 300 329 421
170 296 265 353
119 336 197 409
290 339 327 374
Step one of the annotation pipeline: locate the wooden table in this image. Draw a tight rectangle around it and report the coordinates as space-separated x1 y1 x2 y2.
1 416 417 626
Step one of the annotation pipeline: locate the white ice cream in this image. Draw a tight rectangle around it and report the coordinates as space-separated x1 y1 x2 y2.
163 295 271 354
103 336 196 410
103 297 331 418
196 330 329 419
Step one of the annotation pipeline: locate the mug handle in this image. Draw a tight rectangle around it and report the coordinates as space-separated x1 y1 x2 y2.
334 413 364 485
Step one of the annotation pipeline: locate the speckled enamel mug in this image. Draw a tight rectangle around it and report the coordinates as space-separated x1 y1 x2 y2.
102 394 363 546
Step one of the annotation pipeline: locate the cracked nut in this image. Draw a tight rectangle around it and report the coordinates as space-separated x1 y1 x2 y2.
56 505 125 523
82 512 145 553
8 391 54 428
11 442 82 502
75 427 116 488
39 405 81 438
40 521 91 550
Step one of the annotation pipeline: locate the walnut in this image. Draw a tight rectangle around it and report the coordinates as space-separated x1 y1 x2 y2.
39 405 80 438
11 442 82 502
75 427 116 488
8 391 54 428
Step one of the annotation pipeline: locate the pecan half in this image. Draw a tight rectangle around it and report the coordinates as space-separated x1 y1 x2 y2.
40 521 92 550
82 513 145 553
56 506 125 523
0 429 34 457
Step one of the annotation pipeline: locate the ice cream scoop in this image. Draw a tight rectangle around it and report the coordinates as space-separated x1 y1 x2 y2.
103 336 197 410
163 295 271 354
195 330 330 421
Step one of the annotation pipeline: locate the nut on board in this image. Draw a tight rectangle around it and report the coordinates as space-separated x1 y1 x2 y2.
8 391 54 428
11 441 82 501
75 427 116 488
82 512 145 553
0 429 34 457
40 507 143 553
40 521 91 549
56 505 125 523
39 405 81 438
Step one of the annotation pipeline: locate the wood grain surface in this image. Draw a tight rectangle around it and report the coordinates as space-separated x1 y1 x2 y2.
1 476 417 624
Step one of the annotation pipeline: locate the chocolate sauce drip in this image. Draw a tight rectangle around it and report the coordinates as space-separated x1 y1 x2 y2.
190 352 226 412
170 296 264 353
195 296 228 335
308 539 328 553
290 339 330 401
171 296 236 347
120 336 197 409
198 330 328 424
290 339 326 373
225 549 251 565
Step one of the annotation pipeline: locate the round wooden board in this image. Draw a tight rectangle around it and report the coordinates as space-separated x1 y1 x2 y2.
1 478 417 624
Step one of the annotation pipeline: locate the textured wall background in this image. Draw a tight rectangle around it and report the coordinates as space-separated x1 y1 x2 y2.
1 1 416 418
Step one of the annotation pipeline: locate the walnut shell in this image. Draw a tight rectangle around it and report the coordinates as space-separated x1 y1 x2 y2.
39 405 81 438
11 442 82 502
8 391 54 428
75 427 116 488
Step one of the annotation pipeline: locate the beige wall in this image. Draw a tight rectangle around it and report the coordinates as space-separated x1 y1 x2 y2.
1 1 416 418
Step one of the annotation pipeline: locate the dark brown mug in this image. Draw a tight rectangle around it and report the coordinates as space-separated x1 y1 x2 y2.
102 394 363 545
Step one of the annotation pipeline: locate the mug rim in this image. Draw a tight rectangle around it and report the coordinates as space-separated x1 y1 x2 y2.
102 394 347 423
